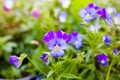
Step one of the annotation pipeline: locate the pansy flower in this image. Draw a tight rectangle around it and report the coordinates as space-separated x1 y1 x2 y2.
3 0 14 11
96 53 108 66
79 3 99 22
40 53 49 65
97 8 112 27
31 8 40 18
9 54 27 68
69 31 83 49
9 56 20 68
103 34 111 46
58 12 67 23
113 48 118 55
43 30 69 58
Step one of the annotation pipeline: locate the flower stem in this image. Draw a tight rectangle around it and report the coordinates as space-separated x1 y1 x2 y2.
27 56 47 75
106 58 114 80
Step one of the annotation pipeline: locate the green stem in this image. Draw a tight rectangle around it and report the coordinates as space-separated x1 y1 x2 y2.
27 56 47 75
106 57 114 80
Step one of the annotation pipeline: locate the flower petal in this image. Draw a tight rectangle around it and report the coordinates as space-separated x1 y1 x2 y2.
9 56 20 68
57 39 68 50
48 39 56 50
40 53 48 63
79 9 87 17
51 49 64 58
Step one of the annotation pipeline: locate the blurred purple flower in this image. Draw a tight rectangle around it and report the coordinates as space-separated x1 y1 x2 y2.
97 8 112 27
112 8 120 26
43 30 70 58
9 56 20 68
114 15 120 26
31 8 40 18
106 7 116 15
79 3 99 22
40 53 48 64
103 34 111 46
113 48 118 55
69 31 83 49
3 0 14 11
58 12 67 23
96 53 108 66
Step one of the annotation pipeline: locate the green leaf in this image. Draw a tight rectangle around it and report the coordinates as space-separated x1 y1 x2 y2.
3 42 17 52
60 73 80 79
85 50 92 63
47 70 54 78
0 35 12 46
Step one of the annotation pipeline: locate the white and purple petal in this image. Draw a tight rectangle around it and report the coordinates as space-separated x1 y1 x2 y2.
79 9 87 18
3 0 14 11
48 39 56 50
51 49 64 58
57 39 68 50
58 12 67 23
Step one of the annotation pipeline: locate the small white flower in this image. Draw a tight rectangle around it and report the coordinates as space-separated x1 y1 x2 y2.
88 24 101 33
58 12 67 23
58 0 71 9
4 0 14 10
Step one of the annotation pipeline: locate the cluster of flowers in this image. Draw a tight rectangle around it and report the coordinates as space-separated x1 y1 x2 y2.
9 30 119 68
3 0 41 18
9 3 119 69
3 0 70 21
79 3 112 27
9 30 83 68
43 30 83 58
41 30 119 66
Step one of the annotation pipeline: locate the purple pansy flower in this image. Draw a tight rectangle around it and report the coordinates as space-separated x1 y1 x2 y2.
58 12 67 23
43 30 69 58
69 31 83 49
79 3 99 22
96 53 109 66
9 56 20 68
3 0 14 11
113 48 118 55
97 8 112 27
31 8 40 18
40 53 48 64
103 34 111 46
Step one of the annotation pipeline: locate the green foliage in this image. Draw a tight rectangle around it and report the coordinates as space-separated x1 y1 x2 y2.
0 0 120 80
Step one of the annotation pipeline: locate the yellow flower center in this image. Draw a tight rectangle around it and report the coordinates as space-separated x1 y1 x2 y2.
54 45 59 50
86 14 91 19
